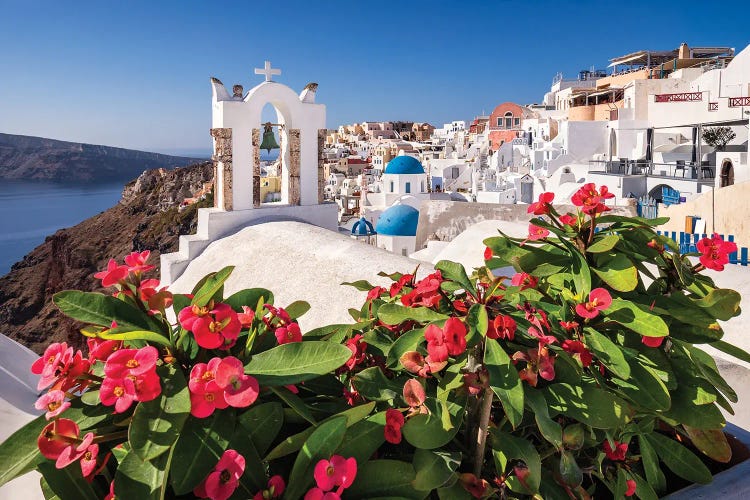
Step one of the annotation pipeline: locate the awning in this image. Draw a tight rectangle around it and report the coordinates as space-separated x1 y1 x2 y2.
608 52 647 67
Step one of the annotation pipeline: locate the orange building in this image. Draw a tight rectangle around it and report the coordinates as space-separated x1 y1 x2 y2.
487 102 534 150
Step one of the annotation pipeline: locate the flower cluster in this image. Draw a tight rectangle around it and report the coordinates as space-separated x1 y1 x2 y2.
305 455 357 499
194 449 245 500
37 419 100 479
188 356 259 417
179 302 242 350
100 346 161 413
32 342 91 418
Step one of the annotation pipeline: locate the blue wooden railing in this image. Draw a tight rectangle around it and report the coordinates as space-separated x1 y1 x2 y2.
655 231 749 266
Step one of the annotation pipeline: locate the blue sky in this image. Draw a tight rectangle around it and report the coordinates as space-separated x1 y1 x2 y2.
0 0 747 154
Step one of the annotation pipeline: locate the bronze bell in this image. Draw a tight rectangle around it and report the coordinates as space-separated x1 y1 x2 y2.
260 123 280 153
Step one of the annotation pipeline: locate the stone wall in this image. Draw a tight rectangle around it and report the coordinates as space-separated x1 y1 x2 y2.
210 128 232 210
415 200 636 249
288 129 301 205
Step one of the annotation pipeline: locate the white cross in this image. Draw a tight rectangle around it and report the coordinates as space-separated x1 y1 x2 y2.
254 61 281 82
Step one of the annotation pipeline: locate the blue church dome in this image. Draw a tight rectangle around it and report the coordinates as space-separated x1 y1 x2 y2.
384 155 425 175
376 204 419 236
351 217 376 236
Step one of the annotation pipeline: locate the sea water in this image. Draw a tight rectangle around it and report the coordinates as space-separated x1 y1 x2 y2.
0 181 123 275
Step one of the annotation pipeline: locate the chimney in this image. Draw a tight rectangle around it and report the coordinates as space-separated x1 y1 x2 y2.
678 43 690 59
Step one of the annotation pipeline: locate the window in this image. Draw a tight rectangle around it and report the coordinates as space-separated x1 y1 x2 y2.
496 117 502 128
451 167 459 179
514 118 520 126
390 181 394 192
405 182 411 193
421 181 425 192
505 112 513 129
402 248 408 256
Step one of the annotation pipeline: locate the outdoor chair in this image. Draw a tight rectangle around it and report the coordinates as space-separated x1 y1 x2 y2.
675 160 687 178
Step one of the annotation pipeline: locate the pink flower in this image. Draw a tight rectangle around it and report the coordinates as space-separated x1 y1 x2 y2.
37 418 80 460
527 326 558 345
603 439 628 461
94 259 129 287
87 337 122 363
104 346 159 378
31 342 73 390
559 320 579 331
180 303 241 350
513 346 555 387
194 449 245 500
400 350 445 377
313 455 357 492
559 213 577 226
35 390 70 420
79 442 99 478
384 409 405 444
524 224 550 243
254 475 285 499
238 306 255 328
561 340 593 368
463 369 489 395
527 192 554 215
214 356 259 408
511 272 538 291
275 323 302 344
124 250 154 274
403 379 426 410
139 279 172 312
56 431 94 469
104 481 115 500
131 370 162 402
100 377 137 413
697 233 737 271
189 360 228 418
642 336 665 348
304 489 340 500
459 473 489 498
575 288 612 319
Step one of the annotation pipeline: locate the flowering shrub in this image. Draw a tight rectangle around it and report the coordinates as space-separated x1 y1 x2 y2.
0 184 746 499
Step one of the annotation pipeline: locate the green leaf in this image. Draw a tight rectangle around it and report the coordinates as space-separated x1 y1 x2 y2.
638 435 666 494
467 304 488 337
412 449 461 491
377 303 448 325
558 450 582 487
693 288 742 321
683 425 732 463
402 395 466 449
524 387 562 447
710 340 750 364
191 266 234 306
285 417 348 500
587 234 620 253
351 366 403 402
614 360 671 411
584 329 630 379
270 386 317 425
633 472 659 500
643 432 712 484
236 402 284 456
129 364 191 461
387 327 426 369
607 297 669 338
53 290 160 332
484 340 524 428
436 260 476 296
225 288 274 311
245 341 352 386
37 462 98 500
341 279 377 291
285 300 311 320
337 412 386 465
0 413 47 487
345 460 421 499
170 413 235 495
491 431 541 494
115 448 173 500
97 327 172 347
543 383 630 429
40 477 61 500
592 253 638 292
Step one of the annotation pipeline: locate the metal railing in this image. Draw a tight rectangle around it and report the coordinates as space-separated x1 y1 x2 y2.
654 92 703 103
708 102 719 111
729 97 750 107
588 159 715 180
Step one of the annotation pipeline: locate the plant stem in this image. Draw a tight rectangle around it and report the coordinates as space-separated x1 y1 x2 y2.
473 388 494 477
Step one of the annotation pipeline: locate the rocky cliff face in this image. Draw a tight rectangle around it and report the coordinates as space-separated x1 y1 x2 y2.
0 133 202 182
0 161 214 353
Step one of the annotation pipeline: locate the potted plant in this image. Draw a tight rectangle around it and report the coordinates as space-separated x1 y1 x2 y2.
0 183 745 499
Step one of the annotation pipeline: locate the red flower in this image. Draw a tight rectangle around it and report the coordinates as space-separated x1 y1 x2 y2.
484 246 493 260
254 475 285 500
100 376 137 413
139 279 172 312
575 288 612 319
463 369 489 395
188 358 228 418
214 356 259 409
513 346 555 387
35 390 70 420
384 409 405 444
511 273 538 291
625 478 637 496
87 337 122 363
31 342 90 392
524 223 550 243
459 473 489 498
275 322 302 344
366 286 387 301
403 379 427 411
603 439 628 461
37 418 80 460
194 449 245 500
559 213 577 226
124 250 154 274
389 274 413 297
179 302 241 350
527 191 555 215
571 183 614 215
344 334 367 371
443 318 467 355
561 340 593 367
697 233 737 271
559 320 579 331
313 455 357 492
647 238 665 254
401 271 443 308
642 335 665 348
527 326 558 345
304 489 339 500
104 480 115 500
94 259 129 287
487 315 516 340
424 324 449 363
400 350 446 377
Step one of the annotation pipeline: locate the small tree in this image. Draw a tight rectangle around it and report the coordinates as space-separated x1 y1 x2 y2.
702 126 736 151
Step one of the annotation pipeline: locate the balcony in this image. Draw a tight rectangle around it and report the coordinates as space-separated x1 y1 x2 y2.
654 92 703 103
729 97 750 107
588 159 715 181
